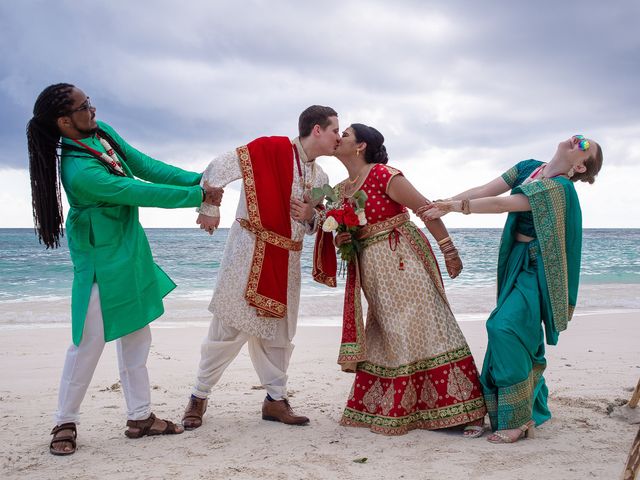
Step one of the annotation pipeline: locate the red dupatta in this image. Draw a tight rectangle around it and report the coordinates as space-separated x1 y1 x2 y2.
237 136 337 318
237 136 298 318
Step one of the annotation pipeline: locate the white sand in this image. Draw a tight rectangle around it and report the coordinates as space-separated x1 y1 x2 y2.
1 311 639 479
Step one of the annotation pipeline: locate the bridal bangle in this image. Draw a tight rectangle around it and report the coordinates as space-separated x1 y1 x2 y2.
437 236 451 246
438 236 459 259
461 199 471 215
415 204 430 217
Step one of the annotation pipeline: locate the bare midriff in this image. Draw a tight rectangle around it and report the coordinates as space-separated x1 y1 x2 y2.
515 232 535 242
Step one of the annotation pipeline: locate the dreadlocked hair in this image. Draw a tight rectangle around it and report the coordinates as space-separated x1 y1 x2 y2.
26 83 75 249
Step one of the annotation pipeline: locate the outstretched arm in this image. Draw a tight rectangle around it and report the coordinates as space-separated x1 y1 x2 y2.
99 123 202 187
387 175 462 278
387 175 448 242
196 151 242 234
68 160 204 208
447 176 512 201
423 193 531 220
200 150 243 188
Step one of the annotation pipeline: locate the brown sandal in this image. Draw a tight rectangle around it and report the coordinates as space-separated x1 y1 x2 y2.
50 423 77 456
124 413 184 439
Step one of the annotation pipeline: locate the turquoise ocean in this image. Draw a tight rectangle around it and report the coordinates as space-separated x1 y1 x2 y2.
1 228 639 327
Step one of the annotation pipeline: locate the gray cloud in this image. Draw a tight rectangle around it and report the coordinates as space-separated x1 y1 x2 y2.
1 0 638 171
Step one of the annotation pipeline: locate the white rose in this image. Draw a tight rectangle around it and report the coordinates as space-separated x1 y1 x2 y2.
322 216 339 232
356 210 367 226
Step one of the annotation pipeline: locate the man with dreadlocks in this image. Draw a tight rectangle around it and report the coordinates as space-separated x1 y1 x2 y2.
27 83 223 455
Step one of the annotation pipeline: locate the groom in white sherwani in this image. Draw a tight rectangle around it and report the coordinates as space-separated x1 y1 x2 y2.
183 106 340 428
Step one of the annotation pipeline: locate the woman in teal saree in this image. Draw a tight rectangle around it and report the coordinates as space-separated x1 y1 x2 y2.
421 135 603 443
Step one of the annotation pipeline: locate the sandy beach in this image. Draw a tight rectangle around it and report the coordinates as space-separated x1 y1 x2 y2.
1 308 638 480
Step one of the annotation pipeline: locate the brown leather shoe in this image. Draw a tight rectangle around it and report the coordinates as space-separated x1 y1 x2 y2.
262 397 309 425
182 396 208 430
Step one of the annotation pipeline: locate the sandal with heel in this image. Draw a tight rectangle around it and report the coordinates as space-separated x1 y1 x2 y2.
487 420 535 444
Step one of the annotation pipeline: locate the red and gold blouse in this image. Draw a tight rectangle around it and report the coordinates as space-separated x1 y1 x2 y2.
340 164 406 224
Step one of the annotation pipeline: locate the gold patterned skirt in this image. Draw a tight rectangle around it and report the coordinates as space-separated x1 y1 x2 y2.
340 226 486 435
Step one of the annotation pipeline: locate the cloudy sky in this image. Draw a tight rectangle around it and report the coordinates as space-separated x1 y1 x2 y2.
1 0 638 229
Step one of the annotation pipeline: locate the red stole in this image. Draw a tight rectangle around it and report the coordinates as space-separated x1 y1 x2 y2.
237 136 298 318
237 136 337 318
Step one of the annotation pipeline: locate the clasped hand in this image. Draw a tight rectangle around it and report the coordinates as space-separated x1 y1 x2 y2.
290 195 315 223
416 202 453 223
444 254 463 279
203 182 223 206
334 232 352 247
197 181 224 235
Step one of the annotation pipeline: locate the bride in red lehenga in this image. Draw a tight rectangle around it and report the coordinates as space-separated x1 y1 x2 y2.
331 123 486 436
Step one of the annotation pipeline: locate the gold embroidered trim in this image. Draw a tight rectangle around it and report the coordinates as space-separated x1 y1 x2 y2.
384 165 402 176
338 259 366 369
501 165 519 188
244 230 287 317
237 145 261 227
340 397 486 434
485 362 545 430
237 218 302 251
381 165 403 195
357 346 473 378
313 273 337 288
520 179 570 331
236 144 288 319
356 213 410 240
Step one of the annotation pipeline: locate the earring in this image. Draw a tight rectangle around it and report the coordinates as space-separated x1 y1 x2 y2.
567 167 575 178
356 149 360 157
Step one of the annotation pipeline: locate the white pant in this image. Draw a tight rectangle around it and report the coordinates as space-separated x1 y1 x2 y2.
54 284 152 425
192 315 294 401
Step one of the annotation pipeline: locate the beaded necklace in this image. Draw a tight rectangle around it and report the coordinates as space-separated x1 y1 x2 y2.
71 134 125 176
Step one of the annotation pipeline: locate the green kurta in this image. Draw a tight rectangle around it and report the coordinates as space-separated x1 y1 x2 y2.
60 121 203 346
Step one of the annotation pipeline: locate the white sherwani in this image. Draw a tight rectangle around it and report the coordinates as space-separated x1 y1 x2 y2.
192 137 328 400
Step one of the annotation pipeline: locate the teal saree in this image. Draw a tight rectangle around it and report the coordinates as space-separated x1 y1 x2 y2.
481 160 582 430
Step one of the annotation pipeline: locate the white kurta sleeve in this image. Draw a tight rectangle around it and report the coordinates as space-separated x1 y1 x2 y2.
200 150 242 188
198 150 243 214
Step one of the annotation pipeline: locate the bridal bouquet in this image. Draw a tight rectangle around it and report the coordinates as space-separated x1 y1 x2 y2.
312 184 368 262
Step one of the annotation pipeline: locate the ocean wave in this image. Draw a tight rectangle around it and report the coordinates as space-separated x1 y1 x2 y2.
0 295 68 304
